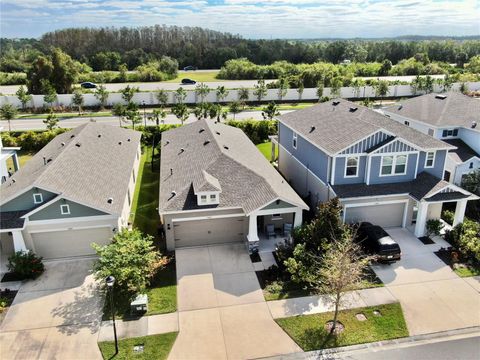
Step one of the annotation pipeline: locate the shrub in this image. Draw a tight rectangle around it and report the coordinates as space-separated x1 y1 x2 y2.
449 219 480 263
426 219 444 237
7 251 45 280
226 119 276 144
441 210 455 225
0 296 8 312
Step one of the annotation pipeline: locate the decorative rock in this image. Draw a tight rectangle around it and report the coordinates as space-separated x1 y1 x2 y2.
355 313 367 321
373 310 382 316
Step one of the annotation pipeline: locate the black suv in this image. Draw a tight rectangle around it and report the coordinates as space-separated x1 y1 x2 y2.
356 222 401 263
181 78 196 85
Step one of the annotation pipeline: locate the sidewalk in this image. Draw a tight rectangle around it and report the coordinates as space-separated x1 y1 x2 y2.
267 287 397 319
98 312 178 342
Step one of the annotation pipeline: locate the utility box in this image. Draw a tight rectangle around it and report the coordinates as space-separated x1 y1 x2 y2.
130 294 148 315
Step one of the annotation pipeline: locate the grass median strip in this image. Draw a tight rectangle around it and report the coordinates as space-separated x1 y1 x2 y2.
98 332 178 360
276 303 408 351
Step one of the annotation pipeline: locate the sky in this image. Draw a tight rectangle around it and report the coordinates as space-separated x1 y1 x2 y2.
1 0 479 39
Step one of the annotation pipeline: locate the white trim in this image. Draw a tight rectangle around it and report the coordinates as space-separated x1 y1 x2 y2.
246 192 309 216
257 207 299 216
292 131 298 149
414 152 419 179
33 193 43 204
424 151 436 168
344 156 359 178
279 120 335 157
379 154 408 177
366 155 372 185
334 129 395 155
160 206 243 216
426 182 474 198
21 195 63 218
27 214 118 226
60 204 71 215
369 137 421 155
339 193 410 201
372 151 418 156
343 199 409 227
331 156 336 185
29 224 113 234
172 213 245 222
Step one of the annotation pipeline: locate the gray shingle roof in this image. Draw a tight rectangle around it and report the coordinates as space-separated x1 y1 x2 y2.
159 119 308 214
278 99 454 155
444 139 479 164
384 92 480 128
0 211 27 230
332 172 459 201
0 123 141 215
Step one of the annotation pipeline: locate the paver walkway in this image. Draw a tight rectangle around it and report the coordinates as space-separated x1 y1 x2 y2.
170 243 301 360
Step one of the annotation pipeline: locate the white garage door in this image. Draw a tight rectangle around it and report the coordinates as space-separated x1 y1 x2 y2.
31 227 112 259
344 202 406 228
174 216 245 248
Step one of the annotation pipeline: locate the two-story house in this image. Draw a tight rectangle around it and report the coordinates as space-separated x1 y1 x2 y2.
277 100 478 237
383 92 480 186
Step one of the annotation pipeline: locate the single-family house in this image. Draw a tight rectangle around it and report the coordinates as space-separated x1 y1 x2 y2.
159 119 308 252
383 92 480 186
0 123 141 262
277 100 478 237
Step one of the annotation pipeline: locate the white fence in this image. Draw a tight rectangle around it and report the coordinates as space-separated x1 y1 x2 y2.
1 82 479 109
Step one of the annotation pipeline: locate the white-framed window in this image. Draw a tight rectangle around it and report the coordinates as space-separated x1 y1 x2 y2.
425 151 435 168
60 204 70 215
33 193 43 204
271 214 283 220
345 156 359 177
200 195 207 204
210 194 216 201
292 132 297 149
380 155 408 176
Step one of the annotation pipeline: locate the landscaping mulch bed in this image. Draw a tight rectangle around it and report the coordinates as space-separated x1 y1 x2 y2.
250 252 261 263
1 272 25 282
0 289 18 324
418 236 435 245
434 247 480 277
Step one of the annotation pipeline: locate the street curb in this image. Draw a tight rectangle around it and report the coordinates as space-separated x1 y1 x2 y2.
260 326 480 359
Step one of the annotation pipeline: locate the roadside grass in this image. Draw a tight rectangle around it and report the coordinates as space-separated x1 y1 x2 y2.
6 150 35 168
276 303 408 351
256 142 278 162
98 332 178 360
165 70 221 83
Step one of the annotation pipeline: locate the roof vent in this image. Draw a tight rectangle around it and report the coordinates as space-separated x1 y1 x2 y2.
435 94 447 100
216 131 220 135
170 168 173 176
199 128 205 133
70 134 75 138
118 141 122 145
107 197 113 204
223 145 229 150
472 121 477 129
43 156 47 165
165 140 169 145
97 134 101 138
11 178 15 183
332 101 340 106
61 142 65 146
169 191 177 200
309 126 316 133
46 158 52 163
179 148 185 154
203 140 210 146
127 138 131 142
349 107 358 112
398 105 403 110
75 142 81 147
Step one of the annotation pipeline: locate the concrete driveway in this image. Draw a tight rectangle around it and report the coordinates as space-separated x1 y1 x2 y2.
371 228 480 336
0 258 103 360
170 243 301 360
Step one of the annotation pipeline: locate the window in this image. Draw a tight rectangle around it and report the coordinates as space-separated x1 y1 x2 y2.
425 151 435 168
200 195 207 204
345 156 359 177
271 214 282 220
210 194 216 201
404 121 410 126
33 193 43 204
381 155 408 176
60 204 70 215
442 129 458 138
470 162 474 169
292 132 297 149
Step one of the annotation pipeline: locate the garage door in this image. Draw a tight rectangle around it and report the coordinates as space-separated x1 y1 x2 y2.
174 216 245 248
344 202 405 228
31 227 112 259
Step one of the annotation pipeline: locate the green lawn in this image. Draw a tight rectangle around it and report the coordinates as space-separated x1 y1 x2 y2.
98 332 178 360
256 142 278 162
165 70 221 83
454 265 480 277
276 303 408 351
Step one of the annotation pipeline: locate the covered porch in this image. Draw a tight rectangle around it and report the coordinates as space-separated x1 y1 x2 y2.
0 146 20 184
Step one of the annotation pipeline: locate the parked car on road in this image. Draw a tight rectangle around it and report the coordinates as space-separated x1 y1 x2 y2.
183 66 198 71
181 78 196 85
356 222 401 262
80 82 97 89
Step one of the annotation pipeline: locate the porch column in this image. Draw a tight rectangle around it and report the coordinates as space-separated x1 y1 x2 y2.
414 201 428 237
453 199 468 226
270 142 275 162
12 230 27 252
293 208 303 228
12 153 20 171
247 213 259 242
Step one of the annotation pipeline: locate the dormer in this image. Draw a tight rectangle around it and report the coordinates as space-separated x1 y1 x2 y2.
193 170 221 206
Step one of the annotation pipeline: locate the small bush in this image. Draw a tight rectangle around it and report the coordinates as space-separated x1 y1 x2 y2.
441 210 455 225
265 280 284 294
426 219 444 237
449 219 480 263
7 251 45 280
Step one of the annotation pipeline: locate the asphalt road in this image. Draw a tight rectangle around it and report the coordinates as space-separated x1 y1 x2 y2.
0 110 293 130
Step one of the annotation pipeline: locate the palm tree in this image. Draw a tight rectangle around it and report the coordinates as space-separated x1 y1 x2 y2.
215 86 229 103
195 83 210 103
94 85 109 109
238 87 249 109
174 87 187 104
0 103 18 132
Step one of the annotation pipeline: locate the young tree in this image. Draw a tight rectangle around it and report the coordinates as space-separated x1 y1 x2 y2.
316 83 324 101
460 82 469 94
215 85 229 103
277 77 289 101
410 75 423 95
238 87 250 108
314 233 372 334
228 101 241 120
195 82 210 103
374 80 390 104
118 63 128 82
0 103 18 132
15 86 32 111
112 103 126 127
43 84 58 109
72 89 84 115
171 103 189 124
43 110 59 130
261 102 280 121
208 103 227 123
156 89 169 108
174 87 187 104
121 85 138 103
149 108 167 126
423 75 434 94
350 78 365 98
92 229 160 295
297 82 304 101
94 84 109 109
124 102 141 130
329 77 343 98
253 79 268 102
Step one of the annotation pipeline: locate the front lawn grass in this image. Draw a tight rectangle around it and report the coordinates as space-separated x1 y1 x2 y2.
276 303 408 351
256 142 278 162
453 265 480 277
98 332 178 360
165 70 221 83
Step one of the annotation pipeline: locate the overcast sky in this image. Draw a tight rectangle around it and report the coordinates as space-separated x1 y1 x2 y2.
1 0 479 39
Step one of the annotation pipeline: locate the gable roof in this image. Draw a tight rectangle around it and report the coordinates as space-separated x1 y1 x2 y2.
278 99 453 155
0 123 141 215
159 119 308 215
384 92 480 129
444 139 480 164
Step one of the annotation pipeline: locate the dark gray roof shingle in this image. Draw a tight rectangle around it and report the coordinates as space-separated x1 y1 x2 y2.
444 139 479 164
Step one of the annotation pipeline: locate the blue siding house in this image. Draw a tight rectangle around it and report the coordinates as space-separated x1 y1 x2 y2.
277 100 478 237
